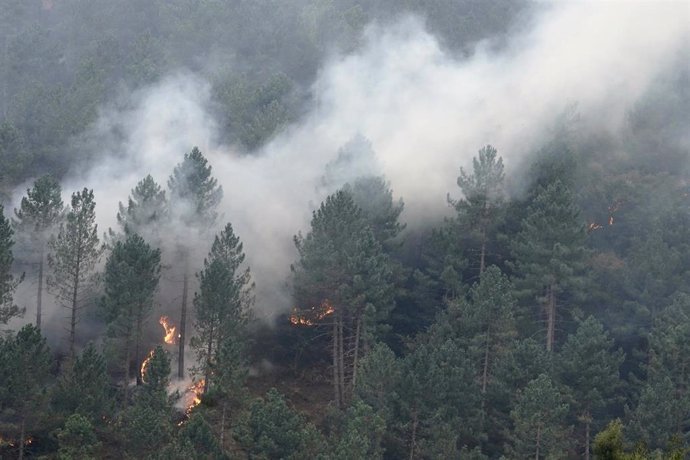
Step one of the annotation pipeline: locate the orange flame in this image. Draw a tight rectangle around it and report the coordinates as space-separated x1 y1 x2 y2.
159 316 177 344
186 379 205 413
289 299 336 326
140 349 155 382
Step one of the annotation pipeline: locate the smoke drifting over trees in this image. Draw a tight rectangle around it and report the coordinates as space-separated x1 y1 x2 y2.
0 0 688 458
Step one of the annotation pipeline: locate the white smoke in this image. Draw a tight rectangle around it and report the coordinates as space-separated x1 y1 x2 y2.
10 0 689 325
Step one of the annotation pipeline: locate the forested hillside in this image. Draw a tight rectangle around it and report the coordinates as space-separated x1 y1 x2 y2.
0 1 688 459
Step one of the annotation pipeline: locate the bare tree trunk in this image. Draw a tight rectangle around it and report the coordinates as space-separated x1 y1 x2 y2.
36 251 43 329
178 268 188 379
220 401 227 451
337 315 345 405
482 323 491 394
546 285 556 353
204 325 213 394
351 315 362 392
135 310 142 386
333 318 341 408
479 228 487 275
18 415 26 460
123 334 131 408
409 408 418 460
69 266 80 358
585 418 591 460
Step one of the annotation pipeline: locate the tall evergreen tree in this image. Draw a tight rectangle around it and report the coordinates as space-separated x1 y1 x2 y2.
506 373 572 459
343 176 405 246
12 174 64 328
0 325 52 460
628 294 690 449
558 316 625 460
449 145 506 275
53 343 113 422
115 174 168 244
292 190 395 407
47 188 103 357
168 146 223 379
0 204 23 324
191 222 252 393
122 346 174 457
101 233 161 399
510 179 587 352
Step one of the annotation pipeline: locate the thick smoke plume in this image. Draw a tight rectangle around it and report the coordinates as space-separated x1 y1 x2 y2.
9 1 689 331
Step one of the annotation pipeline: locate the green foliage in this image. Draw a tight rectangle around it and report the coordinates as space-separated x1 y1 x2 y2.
168 147 223 229
450 145 506 274
0 205 23 323
12 174 64 238
192 222 252 393
121 346 173 457
236 388 324 459
558 316 625 454
510 179 588 351
47 188 103 355
0 325 52 451
344 175 405 245
53 344 113 422
101 232 161 388
115 174 168 244
506 373 572 459
329 400 386 460
57 413 101 460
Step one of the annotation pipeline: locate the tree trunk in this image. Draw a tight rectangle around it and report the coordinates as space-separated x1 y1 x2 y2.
18 414 26 460
69 265 80 358
351 315 362 392
585 417 591 460
220 401 227 452
409 408 418 460
178 268 188 379
36 251 43 329
481 323 491 394
479 229 486 275
123 334 131 408
333 317 341 408
546 284 556 353
135 310 142 386
337 315 346 405
535 424 541 460
204 325 213 394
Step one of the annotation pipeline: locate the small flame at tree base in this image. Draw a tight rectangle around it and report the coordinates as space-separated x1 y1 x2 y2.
140 349 155 382
159 316 177 344
185 379 205 414
289 299 336 326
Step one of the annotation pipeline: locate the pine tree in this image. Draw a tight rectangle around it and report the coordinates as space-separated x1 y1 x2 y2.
506 373 572 459
343 175 405 245
0 325 52 460
628 294 690 450
48 188 103 357
510 179 587 352
53 344 113 422
101 232 161 397
292 190 395 407
449 145 506 275
115 174 167 244
558 316 624 460
56 413 101 460
12 174 64 328
0 204 23 324
122 346 173 456
191 222 252 394
168 147 223 379
235 388 324 459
